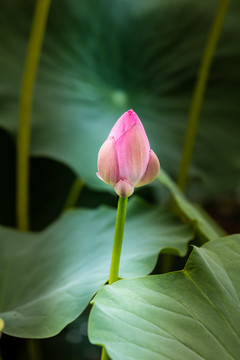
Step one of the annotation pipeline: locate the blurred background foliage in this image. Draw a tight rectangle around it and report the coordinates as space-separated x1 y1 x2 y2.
1 0 240 202
0 0 240 359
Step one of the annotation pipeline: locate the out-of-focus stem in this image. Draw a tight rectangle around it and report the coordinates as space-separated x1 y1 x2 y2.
177 0 230 191
101 348 110 360
63 178 84 210
27 339 41 360
16 0 51 230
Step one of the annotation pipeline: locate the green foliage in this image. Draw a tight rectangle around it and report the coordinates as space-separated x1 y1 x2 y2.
0 0 240 197
0 198 193 338
158 169 226 241
89 234 240 360
0 0 240 358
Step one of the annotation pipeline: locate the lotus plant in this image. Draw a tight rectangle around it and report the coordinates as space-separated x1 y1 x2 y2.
97 109 160 359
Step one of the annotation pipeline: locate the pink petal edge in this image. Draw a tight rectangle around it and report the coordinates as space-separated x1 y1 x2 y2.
97 137 119 185
96 172 104 182
136 149 160 187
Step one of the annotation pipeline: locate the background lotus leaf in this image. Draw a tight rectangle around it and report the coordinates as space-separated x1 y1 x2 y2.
0 0 240 198
0 197 193 338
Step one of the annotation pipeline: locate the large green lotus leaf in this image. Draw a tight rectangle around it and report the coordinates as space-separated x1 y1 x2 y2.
158 169 226 241
0 197 193 338
0 0 240 196
89 234 240 360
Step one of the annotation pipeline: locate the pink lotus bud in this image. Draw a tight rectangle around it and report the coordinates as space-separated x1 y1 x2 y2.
97 110 160 197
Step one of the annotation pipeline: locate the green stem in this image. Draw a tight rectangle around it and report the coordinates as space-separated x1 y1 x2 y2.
101 348 110 360
161 254 173 274
16 0 51 231
177 0 230 191
27 339 41 360
63 178 84 210
100 196 128 360
109 196 128 284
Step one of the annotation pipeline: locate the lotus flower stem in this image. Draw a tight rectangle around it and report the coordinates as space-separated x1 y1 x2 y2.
16 0 51 230
177 0 230 191
100 196 128 360
109 196 128 284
